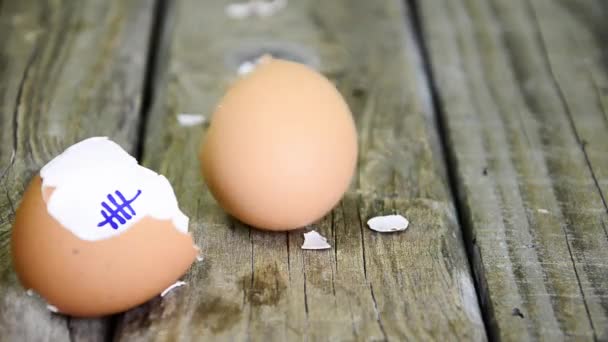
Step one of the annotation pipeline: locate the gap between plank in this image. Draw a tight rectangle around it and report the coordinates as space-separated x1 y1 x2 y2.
105 0 170 340
134 0 170 161
405 0 493 340
0 42 39 186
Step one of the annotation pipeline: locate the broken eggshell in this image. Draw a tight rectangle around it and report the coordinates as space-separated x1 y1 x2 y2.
367 214 409 233
11 137 198 317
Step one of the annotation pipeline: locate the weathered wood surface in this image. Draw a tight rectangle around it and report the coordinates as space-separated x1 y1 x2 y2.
6 0 606 340
0 0 155 340
419 0 608 340
112 0 485 340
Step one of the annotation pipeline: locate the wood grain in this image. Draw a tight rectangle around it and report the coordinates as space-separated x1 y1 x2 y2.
113 0 486 340
0 0 154 340
419 0 608 339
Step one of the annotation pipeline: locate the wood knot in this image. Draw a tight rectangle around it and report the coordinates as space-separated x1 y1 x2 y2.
239 263 287 307
512 307 525 318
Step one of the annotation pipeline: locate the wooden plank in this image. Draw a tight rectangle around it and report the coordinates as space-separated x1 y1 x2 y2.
418 0 608 339
0 0 155 340
113 0 486 340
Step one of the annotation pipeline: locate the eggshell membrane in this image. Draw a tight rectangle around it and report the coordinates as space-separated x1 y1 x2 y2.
11 175 197 317
200 58 358 230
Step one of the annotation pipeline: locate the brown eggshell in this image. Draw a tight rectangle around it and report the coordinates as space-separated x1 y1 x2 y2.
11 175 197 317
199 58 358 231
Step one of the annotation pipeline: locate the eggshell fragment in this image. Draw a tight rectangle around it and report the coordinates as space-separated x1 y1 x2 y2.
225 2 251 19
177 113 206 127
225 0 287 19
367 215 409 233
301 230 331 250
256 0 287 17
161 281 187 297
237 61 257 75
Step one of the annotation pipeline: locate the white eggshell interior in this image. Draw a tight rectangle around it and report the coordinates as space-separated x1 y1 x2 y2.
40 137 189 241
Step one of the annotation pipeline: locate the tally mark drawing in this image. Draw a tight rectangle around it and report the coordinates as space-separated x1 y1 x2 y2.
97 190 142 229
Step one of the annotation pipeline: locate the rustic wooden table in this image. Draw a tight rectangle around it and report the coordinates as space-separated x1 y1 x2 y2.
1 0 606 341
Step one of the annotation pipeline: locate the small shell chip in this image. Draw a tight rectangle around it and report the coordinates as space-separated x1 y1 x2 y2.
161 281 187 297
237 61 257 75
301 230 331 250
225 3 251 19
177 114 206 127
225 0 287 19
367 214 409 233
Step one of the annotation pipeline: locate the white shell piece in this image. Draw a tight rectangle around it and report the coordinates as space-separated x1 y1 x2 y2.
177 113 206 127
225 2 252 19
40 137 189 241
256 0 287 17
301 230 331 250
193 245 204 262
237 55 272 75
237 61 257 75
161 281 187 297
46 304 58 313
367 215 409 233
225 0 287 19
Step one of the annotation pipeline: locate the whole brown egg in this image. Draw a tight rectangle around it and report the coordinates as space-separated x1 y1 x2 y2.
199 57 358 231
